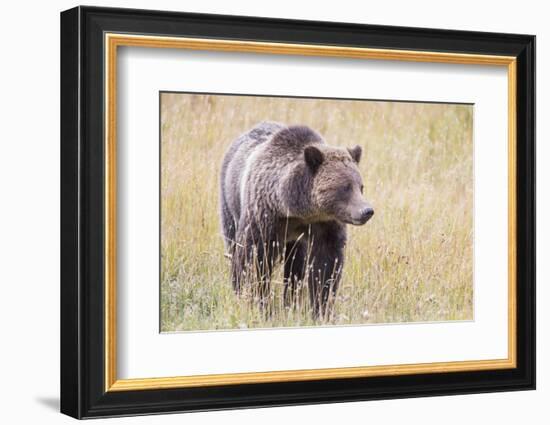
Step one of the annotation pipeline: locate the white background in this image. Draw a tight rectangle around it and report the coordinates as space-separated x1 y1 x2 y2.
0 0 546 424
118 48 508 378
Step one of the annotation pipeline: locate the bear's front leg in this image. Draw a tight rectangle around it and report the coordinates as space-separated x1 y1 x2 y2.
283 241 306 308
306 222 347 320
231 215 278 312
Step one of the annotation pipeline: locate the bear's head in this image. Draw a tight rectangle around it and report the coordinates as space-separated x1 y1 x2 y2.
304 144 374 226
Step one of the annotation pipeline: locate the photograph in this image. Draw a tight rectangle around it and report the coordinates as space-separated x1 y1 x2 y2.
160 92 474 332
58 4 536 419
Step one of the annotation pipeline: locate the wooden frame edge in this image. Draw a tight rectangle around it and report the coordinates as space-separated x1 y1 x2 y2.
507 59 518 369
105 32 118 390
108 358 516 391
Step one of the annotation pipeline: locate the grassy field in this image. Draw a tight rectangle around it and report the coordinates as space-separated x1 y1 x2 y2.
160 92 473 332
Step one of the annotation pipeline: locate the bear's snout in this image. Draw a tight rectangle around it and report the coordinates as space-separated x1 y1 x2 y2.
351 205 374 225
359 206 374 224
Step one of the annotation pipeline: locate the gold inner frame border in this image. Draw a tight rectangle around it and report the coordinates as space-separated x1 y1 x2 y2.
104 33 517 392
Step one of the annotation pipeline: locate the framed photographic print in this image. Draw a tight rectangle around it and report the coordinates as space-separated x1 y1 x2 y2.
60 6 535 419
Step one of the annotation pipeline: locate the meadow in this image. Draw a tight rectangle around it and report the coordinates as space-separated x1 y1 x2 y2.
160 92 473 332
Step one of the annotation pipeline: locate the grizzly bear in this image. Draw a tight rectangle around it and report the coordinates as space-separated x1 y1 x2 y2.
220 122 374 318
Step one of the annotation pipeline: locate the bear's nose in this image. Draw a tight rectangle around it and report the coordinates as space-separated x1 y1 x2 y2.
359 207 374 223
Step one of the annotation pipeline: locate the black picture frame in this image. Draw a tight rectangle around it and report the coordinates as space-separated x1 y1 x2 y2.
60 5 535 419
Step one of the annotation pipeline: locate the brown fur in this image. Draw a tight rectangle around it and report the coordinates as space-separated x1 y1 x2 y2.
220 122 373 318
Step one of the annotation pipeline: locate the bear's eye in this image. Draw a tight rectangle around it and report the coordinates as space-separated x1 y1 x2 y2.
360 185 364 194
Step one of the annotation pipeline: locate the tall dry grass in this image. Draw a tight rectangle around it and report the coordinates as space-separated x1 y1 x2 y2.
160 93 473 332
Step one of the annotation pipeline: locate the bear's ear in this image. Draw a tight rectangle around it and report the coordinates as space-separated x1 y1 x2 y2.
347 145 362 163
304 146 324 171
